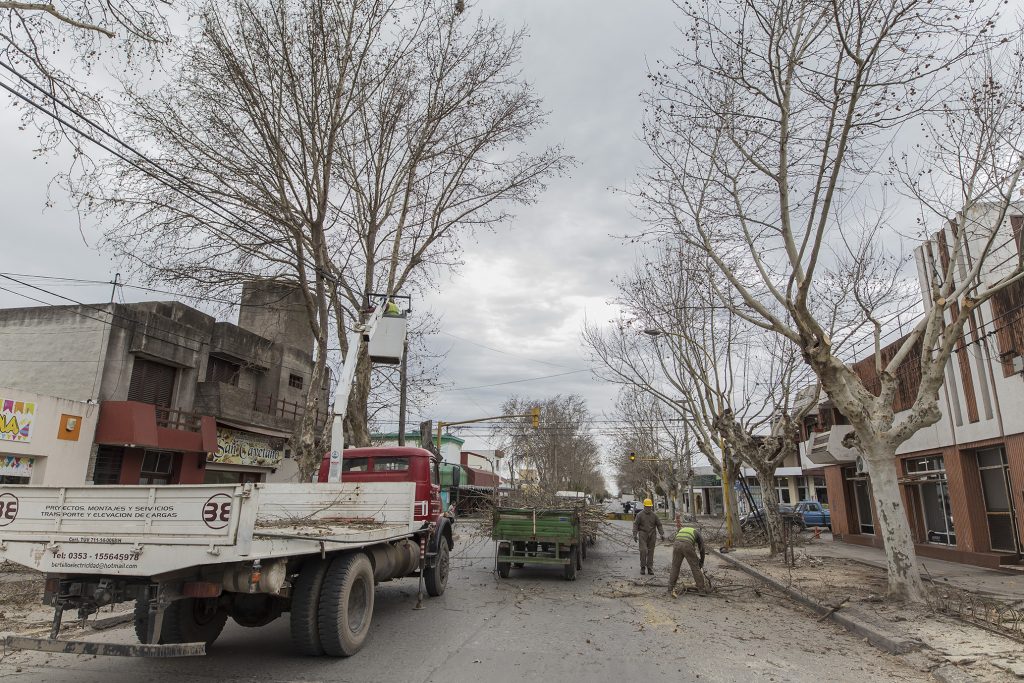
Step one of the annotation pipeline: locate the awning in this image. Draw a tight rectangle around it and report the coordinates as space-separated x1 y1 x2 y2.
215 420 292 439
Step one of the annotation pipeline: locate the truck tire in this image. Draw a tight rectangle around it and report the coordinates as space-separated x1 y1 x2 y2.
576 544 583 571
496 542 511 578
563 546 577 581
290 558 330 656
424 537 450 597
134 598 227 645
317 553 375 657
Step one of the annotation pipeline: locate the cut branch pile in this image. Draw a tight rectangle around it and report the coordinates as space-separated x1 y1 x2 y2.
477 491 609 542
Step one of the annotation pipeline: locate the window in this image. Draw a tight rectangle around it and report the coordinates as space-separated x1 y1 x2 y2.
139 451 175 485
374 457 410 472
813 476 829 505
905 455 956 546
775 477 791 504
977 447 1020 553
342 457 370 473
128 358 176 406
206 356 240 386
93 446 124 485
797 476 808 502
0 475 29 484
853 478 874 535
289 374 304 390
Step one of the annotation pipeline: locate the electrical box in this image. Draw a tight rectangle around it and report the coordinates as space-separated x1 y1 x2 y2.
367 314 407 364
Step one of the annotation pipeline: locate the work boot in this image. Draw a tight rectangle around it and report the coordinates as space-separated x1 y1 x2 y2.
669 589 678 599
647 566 654 574
640 567 646 575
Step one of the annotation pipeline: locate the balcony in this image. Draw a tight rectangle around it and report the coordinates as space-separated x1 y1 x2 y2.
195 382 324 434
803 424 859 465
95 401 217 453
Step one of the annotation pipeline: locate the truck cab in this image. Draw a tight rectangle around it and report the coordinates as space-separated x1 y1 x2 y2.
317 447 442 523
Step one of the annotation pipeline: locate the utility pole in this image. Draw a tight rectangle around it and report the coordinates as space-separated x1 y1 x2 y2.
109 273 120 303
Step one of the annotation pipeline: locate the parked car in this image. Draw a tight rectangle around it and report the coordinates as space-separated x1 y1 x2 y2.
740 504 799 531
794 500 831 529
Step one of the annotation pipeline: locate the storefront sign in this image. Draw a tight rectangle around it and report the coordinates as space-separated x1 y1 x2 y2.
0 455 34 477
209 427 284 468
0 399 34 443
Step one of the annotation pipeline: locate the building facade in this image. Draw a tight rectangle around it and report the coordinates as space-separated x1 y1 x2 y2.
0 389 99 486
802 207 1024 568
0 282 328 486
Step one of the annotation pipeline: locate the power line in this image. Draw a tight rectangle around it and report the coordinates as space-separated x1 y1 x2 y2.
447 369 592 392
438 331 586 372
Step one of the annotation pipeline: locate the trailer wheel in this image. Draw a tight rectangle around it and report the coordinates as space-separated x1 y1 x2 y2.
563 546 578 581
496 542 511 578
134 598 227 645
290 558 330 656
425 537 450 597
318 553 375 657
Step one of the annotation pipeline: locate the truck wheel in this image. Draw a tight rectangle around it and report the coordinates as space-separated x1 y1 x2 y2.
425 538 450 597
576 544 583 571
290 558 330 656
563 546 577 581
135 598 227 645
318 553 375 657
496 542 511 578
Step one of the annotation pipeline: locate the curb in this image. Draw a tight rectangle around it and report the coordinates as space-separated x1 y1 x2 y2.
711 549 922 655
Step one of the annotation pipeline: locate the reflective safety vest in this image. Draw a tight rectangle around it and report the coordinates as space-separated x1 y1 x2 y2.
676 526 697 544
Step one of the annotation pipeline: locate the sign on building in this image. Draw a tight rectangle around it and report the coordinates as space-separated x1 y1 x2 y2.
0 399 34 443
209 427 285 468
0 455 34 477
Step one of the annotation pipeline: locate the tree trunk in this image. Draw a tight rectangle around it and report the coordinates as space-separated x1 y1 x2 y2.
863 444 925 601
753 466 784 556
344 349 372 447
295 333 329 481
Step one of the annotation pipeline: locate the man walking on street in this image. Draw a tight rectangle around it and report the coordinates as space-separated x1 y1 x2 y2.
668 523 708 597
632 498 664 575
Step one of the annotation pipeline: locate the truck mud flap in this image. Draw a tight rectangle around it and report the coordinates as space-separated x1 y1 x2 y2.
4 636 207 658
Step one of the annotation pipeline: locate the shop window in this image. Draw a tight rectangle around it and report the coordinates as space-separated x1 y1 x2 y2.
977 447 1020 553
374 457 410 472
813 476 829 506
206 356 240 386
797 476 808 502
904 455 956 546
139 451 175 485
289 374 304 390
93 446 124 485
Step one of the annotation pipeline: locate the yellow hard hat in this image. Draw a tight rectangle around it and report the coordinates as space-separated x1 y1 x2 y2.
643 498 653 507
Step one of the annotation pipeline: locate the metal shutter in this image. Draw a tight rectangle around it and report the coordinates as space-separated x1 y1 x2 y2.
127 357 176 406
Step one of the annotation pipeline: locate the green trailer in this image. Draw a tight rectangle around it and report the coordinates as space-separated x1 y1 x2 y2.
491 507 584 581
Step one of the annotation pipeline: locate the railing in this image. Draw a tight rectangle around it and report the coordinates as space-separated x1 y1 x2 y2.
252 393 325 426
154 406 204 432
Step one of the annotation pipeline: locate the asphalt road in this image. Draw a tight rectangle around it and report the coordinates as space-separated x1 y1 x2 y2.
0 521 931 682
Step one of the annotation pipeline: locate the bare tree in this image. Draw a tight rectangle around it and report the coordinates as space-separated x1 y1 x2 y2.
638 0 1024 598
492 394 604 494
76 0 567 474
1 0 172 149
327 5 571 447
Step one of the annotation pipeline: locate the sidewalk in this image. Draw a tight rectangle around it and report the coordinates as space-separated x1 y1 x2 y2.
803 535 1024 604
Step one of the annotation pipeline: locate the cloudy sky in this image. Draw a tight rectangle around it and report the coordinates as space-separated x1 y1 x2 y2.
0 0 683 456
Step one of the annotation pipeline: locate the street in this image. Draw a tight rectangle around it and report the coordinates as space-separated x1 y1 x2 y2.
0 521 931 683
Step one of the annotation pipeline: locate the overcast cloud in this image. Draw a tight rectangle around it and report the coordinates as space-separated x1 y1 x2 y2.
0 0 683 462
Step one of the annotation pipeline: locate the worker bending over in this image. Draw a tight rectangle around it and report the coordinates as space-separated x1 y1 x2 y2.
632 498 664 575
668 524 708 597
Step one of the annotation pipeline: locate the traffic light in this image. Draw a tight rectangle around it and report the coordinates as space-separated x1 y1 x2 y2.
530 407 540 429
628 451 636 462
